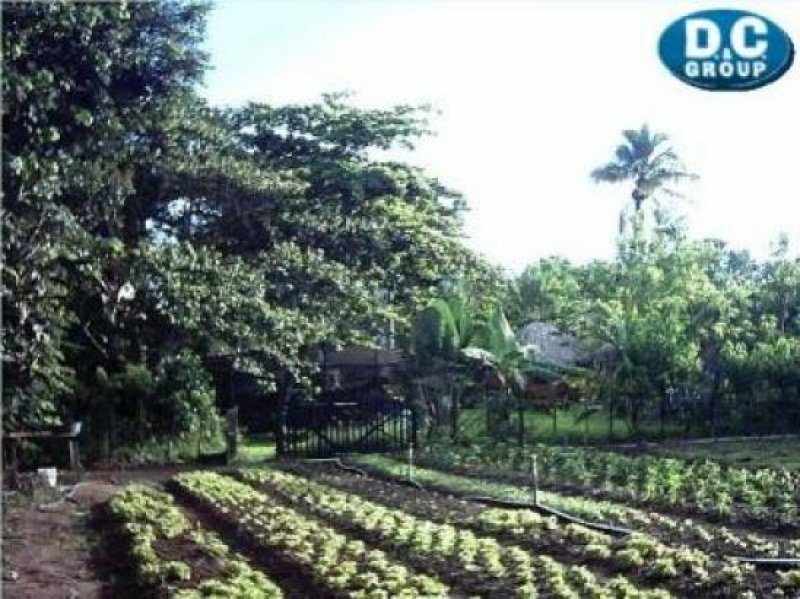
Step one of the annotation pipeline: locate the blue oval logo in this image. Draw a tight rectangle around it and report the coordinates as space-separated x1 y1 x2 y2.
658 9 794 91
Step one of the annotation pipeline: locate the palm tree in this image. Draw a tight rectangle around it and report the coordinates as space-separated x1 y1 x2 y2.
591 125 697 217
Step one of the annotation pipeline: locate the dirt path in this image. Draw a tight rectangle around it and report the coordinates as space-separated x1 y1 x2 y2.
1 465 220 598
2 481 119 599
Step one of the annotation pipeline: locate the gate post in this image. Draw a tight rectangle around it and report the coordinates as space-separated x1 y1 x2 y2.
225 406 239 464
411 402 419 448
276 371 290 456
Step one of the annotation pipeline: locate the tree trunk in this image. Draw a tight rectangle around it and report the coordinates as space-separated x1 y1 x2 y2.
632 188 645 212
709 372 720 438
451 383 460 443
628 395 640 436
552 406 558 438
137 396 145 444
485 385 491 437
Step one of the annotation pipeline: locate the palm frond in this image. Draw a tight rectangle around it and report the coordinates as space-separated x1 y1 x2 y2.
615 144 634 164
622 129 640 147
651 132 669 147
591 163 629 183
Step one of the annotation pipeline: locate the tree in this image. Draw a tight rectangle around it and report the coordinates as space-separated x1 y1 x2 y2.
2 1 500 455
516 257 582 326
2 0 210 430
591 125 697 230
579 231 711 435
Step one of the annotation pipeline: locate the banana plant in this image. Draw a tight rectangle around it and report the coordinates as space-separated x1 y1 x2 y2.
412 289 485 441
460 307 542 446
415 284 590 445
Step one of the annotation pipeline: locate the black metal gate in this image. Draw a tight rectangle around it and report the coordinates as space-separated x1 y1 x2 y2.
281 394 416 458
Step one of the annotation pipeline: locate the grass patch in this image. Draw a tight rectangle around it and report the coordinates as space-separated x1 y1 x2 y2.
456 406 683 445
238 435 276 462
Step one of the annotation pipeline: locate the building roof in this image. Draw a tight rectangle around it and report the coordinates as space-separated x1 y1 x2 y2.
519 322 587 366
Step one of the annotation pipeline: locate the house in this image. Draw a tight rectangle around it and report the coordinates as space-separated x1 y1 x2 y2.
519 321 587 367
519 322 592 407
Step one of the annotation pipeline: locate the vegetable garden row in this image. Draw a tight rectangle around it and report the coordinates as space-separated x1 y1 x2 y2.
410 444 800 527
105 456 800 598
349 455 800 558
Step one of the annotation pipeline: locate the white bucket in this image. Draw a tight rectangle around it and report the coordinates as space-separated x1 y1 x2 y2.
37 467 58 488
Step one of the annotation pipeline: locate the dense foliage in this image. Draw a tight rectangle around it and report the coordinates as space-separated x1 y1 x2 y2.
2 1 501 454
503 127 800 438
513 229 800 436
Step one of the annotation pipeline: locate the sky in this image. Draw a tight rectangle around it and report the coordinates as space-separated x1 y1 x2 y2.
201 0 800 273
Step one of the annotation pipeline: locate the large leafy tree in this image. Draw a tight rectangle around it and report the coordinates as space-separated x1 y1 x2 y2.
2 1 499 449
2 0 210 429
581 244 705 433
516 257 582 327
217 97 503 320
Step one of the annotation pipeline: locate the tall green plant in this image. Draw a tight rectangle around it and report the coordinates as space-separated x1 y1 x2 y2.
413 288 486 440
461 308 541 446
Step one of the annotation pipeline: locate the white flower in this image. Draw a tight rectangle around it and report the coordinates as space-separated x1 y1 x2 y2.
117 281 135 302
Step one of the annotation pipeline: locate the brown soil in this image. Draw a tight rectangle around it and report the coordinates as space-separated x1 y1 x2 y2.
274 463 635 588
4 460 789 598
283 460 486 521
251 465 501 597
99 506 245 596
1 463 282 599
0 464 217 599
2 480 119 599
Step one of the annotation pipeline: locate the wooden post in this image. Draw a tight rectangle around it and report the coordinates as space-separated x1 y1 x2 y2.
68 439 78 470
407 442 414 481
451 377 460 443
277 371 290 456
531 453 539 506
226 406 239 464
485 385 491 437
11 439 19 472
584 411 589 446
411 403 418 449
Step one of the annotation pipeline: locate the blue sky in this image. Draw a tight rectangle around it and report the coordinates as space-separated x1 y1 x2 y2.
201 0 800 272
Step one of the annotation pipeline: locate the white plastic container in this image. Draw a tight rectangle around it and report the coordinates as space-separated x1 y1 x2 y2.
37 467 57 488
